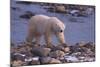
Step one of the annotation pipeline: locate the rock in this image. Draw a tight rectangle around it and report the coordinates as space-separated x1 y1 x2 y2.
49 58 61 64
51 43 68 51
12 60 24 67
31 47 51 57
18 47 27 53
76 41 86 47
11 53 25 61
84 57 95 62
16 1 32 5
24 44 32 52
78 56 85 60
25 57 39 61
28 60 40 65
20 11 35 19
49 50 65 58
51 45 64 51
83 42 94 49
63 47 70 53
62 43 68 47
71 52 82 57
11 47 18 53
85 7 94 15
70 10 79 16
47 6 55 12
39 57 52 64
24 57 40 65
55 5 66 13
47 5 66 13
64 56 79 62
59 57 67 63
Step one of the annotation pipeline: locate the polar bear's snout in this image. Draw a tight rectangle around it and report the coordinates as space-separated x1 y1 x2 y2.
60 30 63 32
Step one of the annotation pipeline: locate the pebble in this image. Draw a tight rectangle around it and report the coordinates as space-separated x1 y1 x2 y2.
49 58 61 64
49 50 65 58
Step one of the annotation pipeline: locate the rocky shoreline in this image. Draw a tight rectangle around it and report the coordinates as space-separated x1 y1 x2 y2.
11 42 95 67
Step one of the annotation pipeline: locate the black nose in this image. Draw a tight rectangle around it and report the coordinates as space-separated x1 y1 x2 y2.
60 30 63 32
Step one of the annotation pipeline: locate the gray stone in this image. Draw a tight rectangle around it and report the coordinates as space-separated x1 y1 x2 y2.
39 57 52 64
32 47 51 57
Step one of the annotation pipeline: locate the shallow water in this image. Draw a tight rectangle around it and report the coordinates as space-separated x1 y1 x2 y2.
11 1 95 45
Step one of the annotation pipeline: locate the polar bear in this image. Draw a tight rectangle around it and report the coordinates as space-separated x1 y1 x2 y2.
26 15 65 47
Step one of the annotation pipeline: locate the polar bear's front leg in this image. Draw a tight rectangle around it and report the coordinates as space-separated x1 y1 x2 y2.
56 32 65 44
26 28 34 45
44 32 52 48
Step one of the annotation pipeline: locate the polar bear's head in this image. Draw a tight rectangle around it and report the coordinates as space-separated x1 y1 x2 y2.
51 17 65 33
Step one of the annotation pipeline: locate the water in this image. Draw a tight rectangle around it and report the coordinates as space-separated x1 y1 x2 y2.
11 1 95 45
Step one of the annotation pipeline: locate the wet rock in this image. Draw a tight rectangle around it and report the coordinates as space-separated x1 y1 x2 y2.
11 7 20 11
39 57 52 64
31 47 51 57
20 11 35 19
49 50 65 58
11 43 15 47
49 58 61 64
